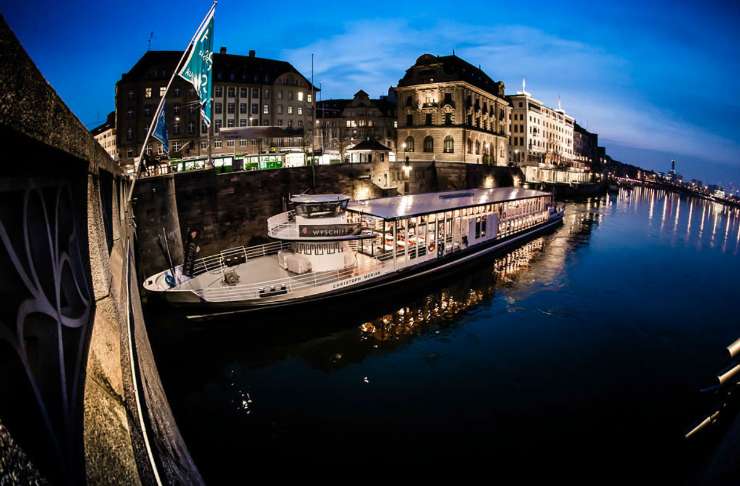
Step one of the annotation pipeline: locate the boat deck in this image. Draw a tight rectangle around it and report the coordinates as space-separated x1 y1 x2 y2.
178 251 383 293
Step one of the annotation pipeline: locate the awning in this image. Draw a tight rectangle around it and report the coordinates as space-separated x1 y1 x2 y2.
219 126 305 139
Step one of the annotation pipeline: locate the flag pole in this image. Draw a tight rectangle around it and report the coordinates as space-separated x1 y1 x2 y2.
128 1 216 203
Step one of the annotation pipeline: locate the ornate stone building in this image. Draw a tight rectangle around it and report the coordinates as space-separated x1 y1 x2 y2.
116 48 317 171
315 89 396 160
396 54 511 165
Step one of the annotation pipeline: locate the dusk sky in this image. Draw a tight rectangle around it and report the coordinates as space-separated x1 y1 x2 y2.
3 0 739 187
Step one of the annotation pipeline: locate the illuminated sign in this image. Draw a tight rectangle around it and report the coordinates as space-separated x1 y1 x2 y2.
299 224 362 237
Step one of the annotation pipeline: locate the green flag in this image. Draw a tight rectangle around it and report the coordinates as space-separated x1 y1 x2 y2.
179 5 215 126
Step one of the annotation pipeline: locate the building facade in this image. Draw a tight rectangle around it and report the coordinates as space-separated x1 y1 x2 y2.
91 111 117 160
507 90 575 167
116 48 317 171
396 54 511 165
316 89 397 161
573 122 599 170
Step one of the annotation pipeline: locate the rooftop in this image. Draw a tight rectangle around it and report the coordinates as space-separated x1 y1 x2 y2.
119 50 318 90
347 139 392 152
347 187 550 220
398 54 504 97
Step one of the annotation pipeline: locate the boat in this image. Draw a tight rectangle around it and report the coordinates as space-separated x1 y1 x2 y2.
143 188 564 314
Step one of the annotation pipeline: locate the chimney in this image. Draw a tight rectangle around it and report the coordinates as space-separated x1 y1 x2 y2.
219 46 227 54
248 49 256 58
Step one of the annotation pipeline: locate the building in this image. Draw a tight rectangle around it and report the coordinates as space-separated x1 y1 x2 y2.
116 48 317 171
573 122 599 170
315 89 397 161
396 54 511 165
507 87 591 184
91 111 117 160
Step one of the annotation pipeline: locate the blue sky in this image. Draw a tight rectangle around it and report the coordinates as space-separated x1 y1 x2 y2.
3 0 739 187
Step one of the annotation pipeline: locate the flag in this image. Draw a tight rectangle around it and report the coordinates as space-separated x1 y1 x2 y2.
178 5 215 126
152 105 168 154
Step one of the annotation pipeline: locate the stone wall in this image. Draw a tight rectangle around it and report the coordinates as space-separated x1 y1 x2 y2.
0 16 201 485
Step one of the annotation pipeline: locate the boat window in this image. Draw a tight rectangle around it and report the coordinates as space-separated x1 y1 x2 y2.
294 201 347 218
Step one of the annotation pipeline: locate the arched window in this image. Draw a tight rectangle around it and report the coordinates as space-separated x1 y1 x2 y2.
475 140 481 155
423 136 434 153
443 136 454 153
404 136 414 152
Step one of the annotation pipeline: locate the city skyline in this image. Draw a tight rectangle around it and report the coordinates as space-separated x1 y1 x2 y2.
3 0 739 187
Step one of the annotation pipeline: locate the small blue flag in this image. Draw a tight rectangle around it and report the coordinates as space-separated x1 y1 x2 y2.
152 106 168 154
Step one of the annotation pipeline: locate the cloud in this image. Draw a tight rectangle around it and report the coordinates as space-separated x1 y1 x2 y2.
283 20 740 168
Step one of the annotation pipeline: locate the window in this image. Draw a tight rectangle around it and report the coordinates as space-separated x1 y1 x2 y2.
240 87 247 98
406 114 413 127
128 90 135 100
467 139 473 154
277 104 283 114
423 136 434 153
443 136 454 153
287 120 293 127
288 106 293 114
475 140 481 155
240 119 247 127
214 140 222 148
251 103 258 114
444 113 452 126
159 86 166 97
240 103 247 114
307 94 312 103
201 122 207 133
227 86 235 98
227 139 235 147
173 104 180 115
172 141 180 152
227 119 234 127
188 122 194 134
405 96 413 107
215 86 223 97
277 119 283 126
240 139 247 146
263 104 269 114
264 88 271 98
145 87 152 98
277 90 283 100
215 102 222 114
200 141 208 149
215 119 222 132
297 107 302 115
298 120 303 127
288 91 294 101
126 127 133 140
228 103 235 114
404 136 414 152
425 114 432 126
252 88 259 98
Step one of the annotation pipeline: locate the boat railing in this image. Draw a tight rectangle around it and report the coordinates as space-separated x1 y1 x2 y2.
190 240 288 277
266 211 296 237
196 250 393 302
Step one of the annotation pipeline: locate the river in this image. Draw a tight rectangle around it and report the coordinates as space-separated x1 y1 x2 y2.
146 187 740 482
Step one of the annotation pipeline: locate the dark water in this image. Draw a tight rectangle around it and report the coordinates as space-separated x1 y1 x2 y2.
146 187 740 482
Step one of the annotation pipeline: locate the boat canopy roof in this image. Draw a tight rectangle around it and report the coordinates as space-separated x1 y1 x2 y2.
347 187 550 220
291 194 350 204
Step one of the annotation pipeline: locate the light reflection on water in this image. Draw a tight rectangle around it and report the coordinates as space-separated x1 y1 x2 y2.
147 188 740 480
